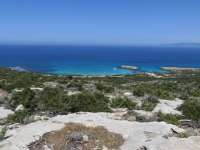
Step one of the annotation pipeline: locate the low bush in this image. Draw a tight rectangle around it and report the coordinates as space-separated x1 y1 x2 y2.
0 127 7 141
9 87 112 115
7 109 30 124
154 89 173 99
158 112 181 125
141 95 159 111
179 98 200 121
38 87 66 112
28 123 124 150
110 97 136 110
65 92 111 113
133 87 145 97
10 88 36 111
96 83 114 93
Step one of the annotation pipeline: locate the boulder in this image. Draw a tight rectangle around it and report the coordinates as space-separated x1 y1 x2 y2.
0 107 14 119
134 110 157 122
121 110 136 121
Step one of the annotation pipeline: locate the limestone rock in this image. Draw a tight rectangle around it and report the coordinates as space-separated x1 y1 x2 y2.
15 104 24 112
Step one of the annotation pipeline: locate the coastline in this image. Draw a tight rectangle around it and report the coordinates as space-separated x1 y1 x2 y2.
1 64 200 150
1 45 200 76
4 65 200 78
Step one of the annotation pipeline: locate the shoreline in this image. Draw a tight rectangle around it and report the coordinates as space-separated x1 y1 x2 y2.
3 66 200 78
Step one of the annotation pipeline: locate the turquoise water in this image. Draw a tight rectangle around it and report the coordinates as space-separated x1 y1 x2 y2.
0 45 200 75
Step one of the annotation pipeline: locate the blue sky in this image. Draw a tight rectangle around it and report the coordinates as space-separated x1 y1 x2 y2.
0 0 200 45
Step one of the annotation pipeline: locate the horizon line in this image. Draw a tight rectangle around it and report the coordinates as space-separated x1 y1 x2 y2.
0 42 200 48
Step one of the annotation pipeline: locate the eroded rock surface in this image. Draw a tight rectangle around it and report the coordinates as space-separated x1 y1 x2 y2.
0 113 199 150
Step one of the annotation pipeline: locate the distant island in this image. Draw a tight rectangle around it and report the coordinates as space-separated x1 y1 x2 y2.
161 66 200 72
9 66 28 72
118 65 138 70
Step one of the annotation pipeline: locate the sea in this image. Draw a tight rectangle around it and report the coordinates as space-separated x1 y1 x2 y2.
0 45 200 76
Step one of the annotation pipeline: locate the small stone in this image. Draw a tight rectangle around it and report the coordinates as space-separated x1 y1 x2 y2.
83 135 89 142
43 145 51 150
67 132 83 142
137 146 148 150
15 104 24 112
122 110 136 121
102 146 108 150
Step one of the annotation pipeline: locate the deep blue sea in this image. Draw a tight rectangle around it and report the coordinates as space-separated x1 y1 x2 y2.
0 45 200 75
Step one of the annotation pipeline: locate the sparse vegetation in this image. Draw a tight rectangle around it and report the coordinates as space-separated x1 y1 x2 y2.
9 88 111 116
141 95 159 111
0 127 7 141
10 88 36 111
95 83 114 93
0 67 200 150
0 68 200 124
177 132 188 138
38 87 66 113
65 92 111 113
133 87 145 97
29 123 124 150
179 98 200 121
158 112 182 125
7 109 30 124
110 97 136 110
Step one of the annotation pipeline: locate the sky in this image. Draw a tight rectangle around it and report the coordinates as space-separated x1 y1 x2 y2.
0 0 200 45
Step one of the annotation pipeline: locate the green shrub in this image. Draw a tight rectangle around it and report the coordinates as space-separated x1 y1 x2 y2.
179 93 190 100
158 112 181 125
7 110 30 124
179 98 200 121
133 87 145 97
141 102 157 111
190 90 200 97
67 82 83 91
38 87 66 112
0 127 7 141
10 87 111 114
154 89 172 99
141 95 159 111
110 98 136 110
178 132 188 138
10 88 36 111
65 92 111 113
96 83 114 93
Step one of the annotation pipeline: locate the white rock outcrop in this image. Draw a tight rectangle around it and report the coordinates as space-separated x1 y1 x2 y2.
153 98 183 115
0 112 199 150
0 107 14 119
15 104 24 112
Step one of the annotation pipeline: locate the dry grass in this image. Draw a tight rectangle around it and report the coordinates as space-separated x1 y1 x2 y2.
29 123 124 150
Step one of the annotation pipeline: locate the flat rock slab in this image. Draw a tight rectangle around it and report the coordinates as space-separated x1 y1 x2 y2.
0 107 14 119
153 98 183 115
0 112 199 150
